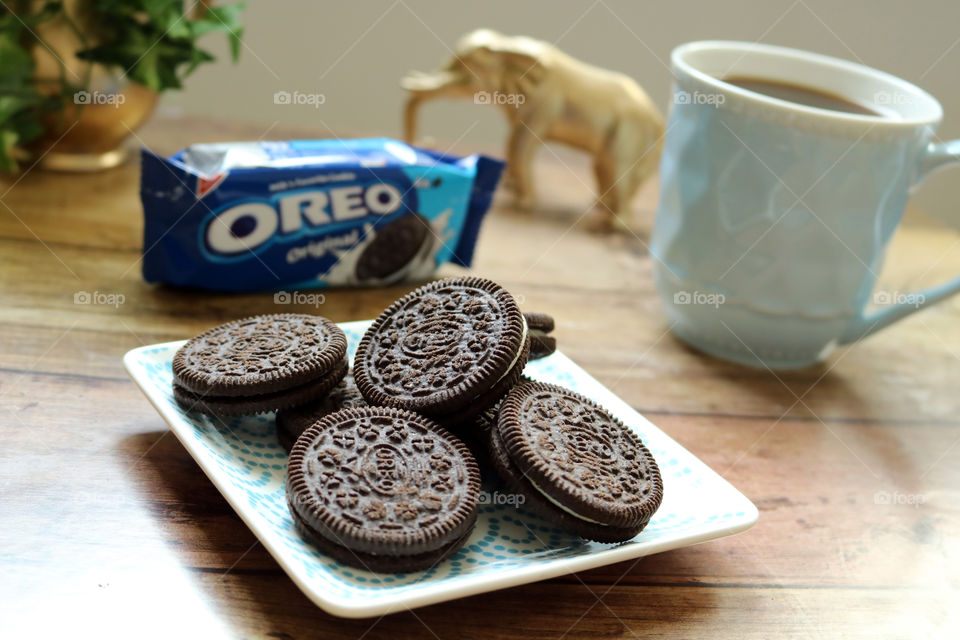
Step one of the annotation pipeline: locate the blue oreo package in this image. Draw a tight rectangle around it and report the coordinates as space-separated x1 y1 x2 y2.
139 139 504 292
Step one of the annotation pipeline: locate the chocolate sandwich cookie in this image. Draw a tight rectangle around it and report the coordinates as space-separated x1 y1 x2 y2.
523 312 557 361
356 214 430 283
275 373 367 451
446 400 502 470
354 277 530 425
489 381 663 543
172 314 348 417
286 407 481 572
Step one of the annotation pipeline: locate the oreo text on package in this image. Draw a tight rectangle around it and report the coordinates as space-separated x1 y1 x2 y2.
140 139 504 292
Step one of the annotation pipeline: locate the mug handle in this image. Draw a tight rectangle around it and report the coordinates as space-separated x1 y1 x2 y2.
840 139 960 344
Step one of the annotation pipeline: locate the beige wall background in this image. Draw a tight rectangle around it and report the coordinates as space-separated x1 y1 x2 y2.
166 0 960 224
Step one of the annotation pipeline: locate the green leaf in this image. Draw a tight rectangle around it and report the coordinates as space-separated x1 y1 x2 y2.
1 0 245 169
9 1 63 27
0 1 63 171
75 0 246 92
0 96 32 122
201 2 246 61
1 129 20 172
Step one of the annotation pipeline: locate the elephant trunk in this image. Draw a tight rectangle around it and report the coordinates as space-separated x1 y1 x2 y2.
403 94 426 144
400 69 471 144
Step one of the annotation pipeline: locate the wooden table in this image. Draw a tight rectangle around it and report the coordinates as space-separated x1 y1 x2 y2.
1 116 957 639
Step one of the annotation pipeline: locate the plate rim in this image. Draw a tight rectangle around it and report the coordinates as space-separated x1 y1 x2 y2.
122 330 759 618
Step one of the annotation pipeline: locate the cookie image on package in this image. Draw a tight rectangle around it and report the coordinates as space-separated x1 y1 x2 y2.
286 407 481 572
275 372 367 452
489 380 663 543
319 211 454 287
355 213 430 283
354 276 530 425
172 314 348 417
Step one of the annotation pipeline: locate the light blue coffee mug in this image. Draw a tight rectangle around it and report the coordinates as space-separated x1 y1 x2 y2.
652 41 960 369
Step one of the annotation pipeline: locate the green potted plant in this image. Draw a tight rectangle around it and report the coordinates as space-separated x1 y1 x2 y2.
1 0 245 172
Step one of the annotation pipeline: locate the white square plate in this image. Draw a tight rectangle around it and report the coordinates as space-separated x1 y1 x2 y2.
123 320 757 618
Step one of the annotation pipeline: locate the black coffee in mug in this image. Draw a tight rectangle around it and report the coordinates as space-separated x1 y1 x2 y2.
723 76 882 117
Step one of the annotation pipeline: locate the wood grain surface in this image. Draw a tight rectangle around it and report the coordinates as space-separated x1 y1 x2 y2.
1 116 958 639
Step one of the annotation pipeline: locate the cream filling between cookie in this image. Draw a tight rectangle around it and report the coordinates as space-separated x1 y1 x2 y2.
489 315 528 388
527 477 607 525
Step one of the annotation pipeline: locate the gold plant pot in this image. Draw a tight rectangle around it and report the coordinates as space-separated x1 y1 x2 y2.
27 0 159 172
32 83 159 171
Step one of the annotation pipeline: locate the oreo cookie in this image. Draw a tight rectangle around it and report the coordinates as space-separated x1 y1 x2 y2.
355 213 431 283
286 407 481 572
354 277 530 425
275 373 367 451
172 314 348 416
523 312 557 361
489 381 663 542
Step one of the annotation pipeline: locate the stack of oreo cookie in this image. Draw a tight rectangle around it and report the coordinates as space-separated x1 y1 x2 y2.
172 277 661 573
286 407 481 572
171 314 348 416
353 277 533 426
488 380 663 542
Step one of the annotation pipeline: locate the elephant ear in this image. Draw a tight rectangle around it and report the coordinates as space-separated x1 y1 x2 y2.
488 36 549 96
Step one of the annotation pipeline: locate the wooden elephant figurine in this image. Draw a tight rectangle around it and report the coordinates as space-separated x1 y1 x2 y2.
402 28 664 228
